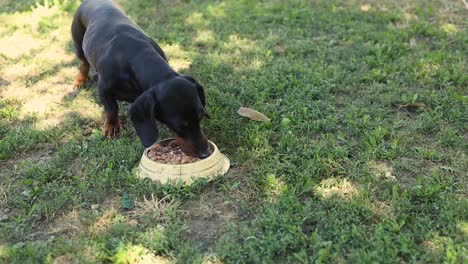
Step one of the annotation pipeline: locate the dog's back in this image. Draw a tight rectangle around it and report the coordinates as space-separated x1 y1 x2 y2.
71 0 151 69
75 0 127 27
70 0 211 157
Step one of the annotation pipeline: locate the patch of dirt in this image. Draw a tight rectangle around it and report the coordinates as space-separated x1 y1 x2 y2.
0 7 101 128
52 255 81 264
0 31 42 59
129 194 179 224
370 161 396 181
334 91 349 109
88 197 119 235
35 44 74 64
373 200 395 219
21 92 65 115
180 174 256 250
0 142 56 172
137 255 172 264
420 240 438 254
28 208 87 241
391 157 434 187
0 184 8 209
202 255 224 264
2 63 39 83
65 156 85 180
25 197 118 243
89 208 117 236
0 77 10 87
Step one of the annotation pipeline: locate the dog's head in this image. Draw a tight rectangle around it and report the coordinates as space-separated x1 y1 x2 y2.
129 75 211 158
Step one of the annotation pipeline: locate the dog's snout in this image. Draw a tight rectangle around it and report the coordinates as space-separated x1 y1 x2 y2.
197 149 211 159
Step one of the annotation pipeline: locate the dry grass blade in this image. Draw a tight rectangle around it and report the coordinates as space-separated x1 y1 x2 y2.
130 194 179 222
463 0 468 10
237 107 271 122
0 183 7 205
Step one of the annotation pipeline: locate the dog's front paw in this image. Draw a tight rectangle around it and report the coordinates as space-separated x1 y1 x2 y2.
74 72 90 89
104 120 121 138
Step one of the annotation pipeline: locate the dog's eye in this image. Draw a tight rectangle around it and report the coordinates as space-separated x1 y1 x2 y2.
182 121 189 127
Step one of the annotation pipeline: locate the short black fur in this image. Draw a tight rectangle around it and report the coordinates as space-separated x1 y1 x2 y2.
71 0 211 158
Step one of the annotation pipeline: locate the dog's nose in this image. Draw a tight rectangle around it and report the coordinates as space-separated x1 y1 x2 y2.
197 149 212 159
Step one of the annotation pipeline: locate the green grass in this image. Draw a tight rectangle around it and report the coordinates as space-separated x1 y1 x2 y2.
0 0 466 263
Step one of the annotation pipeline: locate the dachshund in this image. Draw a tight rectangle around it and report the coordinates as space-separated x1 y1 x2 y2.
71 0 211 158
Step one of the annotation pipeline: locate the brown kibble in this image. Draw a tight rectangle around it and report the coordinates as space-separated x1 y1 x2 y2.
168 140 178 148
147 140 201 164
148 150 156 159
180 156 192 164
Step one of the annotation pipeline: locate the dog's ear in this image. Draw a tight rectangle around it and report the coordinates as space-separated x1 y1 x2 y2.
129 90 159 148
180 74 206 107
196 83 206 108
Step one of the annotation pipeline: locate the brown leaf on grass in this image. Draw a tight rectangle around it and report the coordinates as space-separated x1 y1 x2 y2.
399 103 432 112
237 107 271 122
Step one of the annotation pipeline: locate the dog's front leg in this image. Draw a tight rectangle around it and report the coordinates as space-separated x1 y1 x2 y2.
98 84 121 138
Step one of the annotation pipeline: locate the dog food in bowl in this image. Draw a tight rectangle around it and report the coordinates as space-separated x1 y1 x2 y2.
147 140 200 164
138 138 230 185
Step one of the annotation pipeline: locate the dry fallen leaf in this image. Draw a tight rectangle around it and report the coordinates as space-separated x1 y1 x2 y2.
237 107 271 122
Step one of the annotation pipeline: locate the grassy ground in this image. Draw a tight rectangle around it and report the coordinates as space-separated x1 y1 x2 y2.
0 0 466 263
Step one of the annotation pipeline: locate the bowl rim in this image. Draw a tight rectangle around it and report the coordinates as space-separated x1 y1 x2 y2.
143 138 219 167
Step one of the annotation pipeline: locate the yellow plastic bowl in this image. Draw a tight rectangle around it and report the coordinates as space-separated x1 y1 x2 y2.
137 138 230 184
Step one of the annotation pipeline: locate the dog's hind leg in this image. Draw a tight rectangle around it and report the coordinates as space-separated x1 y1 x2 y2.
71 9 90 89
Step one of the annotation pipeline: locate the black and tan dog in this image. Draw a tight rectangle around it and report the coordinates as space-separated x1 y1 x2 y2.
71 0 211 158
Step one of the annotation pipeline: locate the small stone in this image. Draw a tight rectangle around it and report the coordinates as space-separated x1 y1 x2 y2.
22 190 32 198
91 204 100 210
274 44 286 53
128 219 139 226
14 242 25 248
33 214 42 221
4 208 11 214
0 213 8 222
385 172 396 181
82 127 93 136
